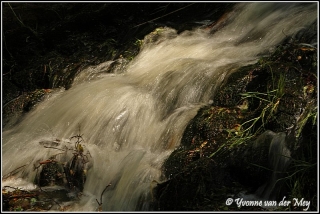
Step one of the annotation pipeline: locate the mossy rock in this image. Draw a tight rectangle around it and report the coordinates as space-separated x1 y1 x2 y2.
155 22 317 211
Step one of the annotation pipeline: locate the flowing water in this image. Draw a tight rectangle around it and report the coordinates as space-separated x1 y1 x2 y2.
2 2 317 211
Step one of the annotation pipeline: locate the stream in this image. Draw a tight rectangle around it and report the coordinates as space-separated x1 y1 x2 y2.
2 2 317 211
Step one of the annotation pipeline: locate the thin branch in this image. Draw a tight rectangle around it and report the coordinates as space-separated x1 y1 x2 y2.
8 3 40 39
96 183 112 207
132 3 195 28
43 146 66 151
2 164 27 180
2 185 30 193
3 33 14 58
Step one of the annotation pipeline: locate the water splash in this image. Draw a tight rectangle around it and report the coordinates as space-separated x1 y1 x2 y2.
238 130 292 210
255 131 292 201
2 2 317 211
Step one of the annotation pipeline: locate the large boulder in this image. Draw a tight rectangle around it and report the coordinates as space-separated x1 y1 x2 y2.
153 21 317 211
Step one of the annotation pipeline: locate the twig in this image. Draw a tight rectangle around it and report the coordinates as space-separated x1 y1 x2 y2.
96 183 112 207
43 146 66 151
39 159 57 165
7 3 40 40
3 185 30 193
3 95 21 109
132 3 195 28
2 164 27 179
9 193 38 199
3 33 13 58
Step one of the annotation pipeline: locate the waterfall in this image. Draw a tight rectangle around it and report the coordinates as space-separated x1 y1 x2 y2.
2 2 317 211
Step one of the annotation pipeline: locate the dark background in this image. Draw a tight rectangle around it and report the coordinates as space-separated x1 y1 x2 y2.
2 2 234 104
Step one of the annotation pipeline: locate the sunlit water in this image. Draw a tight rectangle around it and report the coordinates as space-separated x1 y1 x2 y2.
2 2 317 211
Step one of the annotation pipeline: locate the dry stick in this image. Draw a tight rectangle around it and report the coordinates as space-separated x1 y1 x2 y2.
2 164 27 179
7 3 40 39
43 146 66 151
96 183 112 207
39 159 57 165
3 186 37 202
3 185 30 193
132 3 195 28
9 193 37 199
3 95 22 109
3 33 13 59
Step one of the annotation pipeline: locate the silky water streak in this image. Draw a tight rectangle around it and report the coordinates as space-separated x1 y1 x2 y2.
2 2 317 211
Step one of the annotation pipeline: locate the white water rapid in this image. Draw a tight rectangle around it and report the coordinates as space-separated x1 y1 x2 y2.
2 2 317 211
